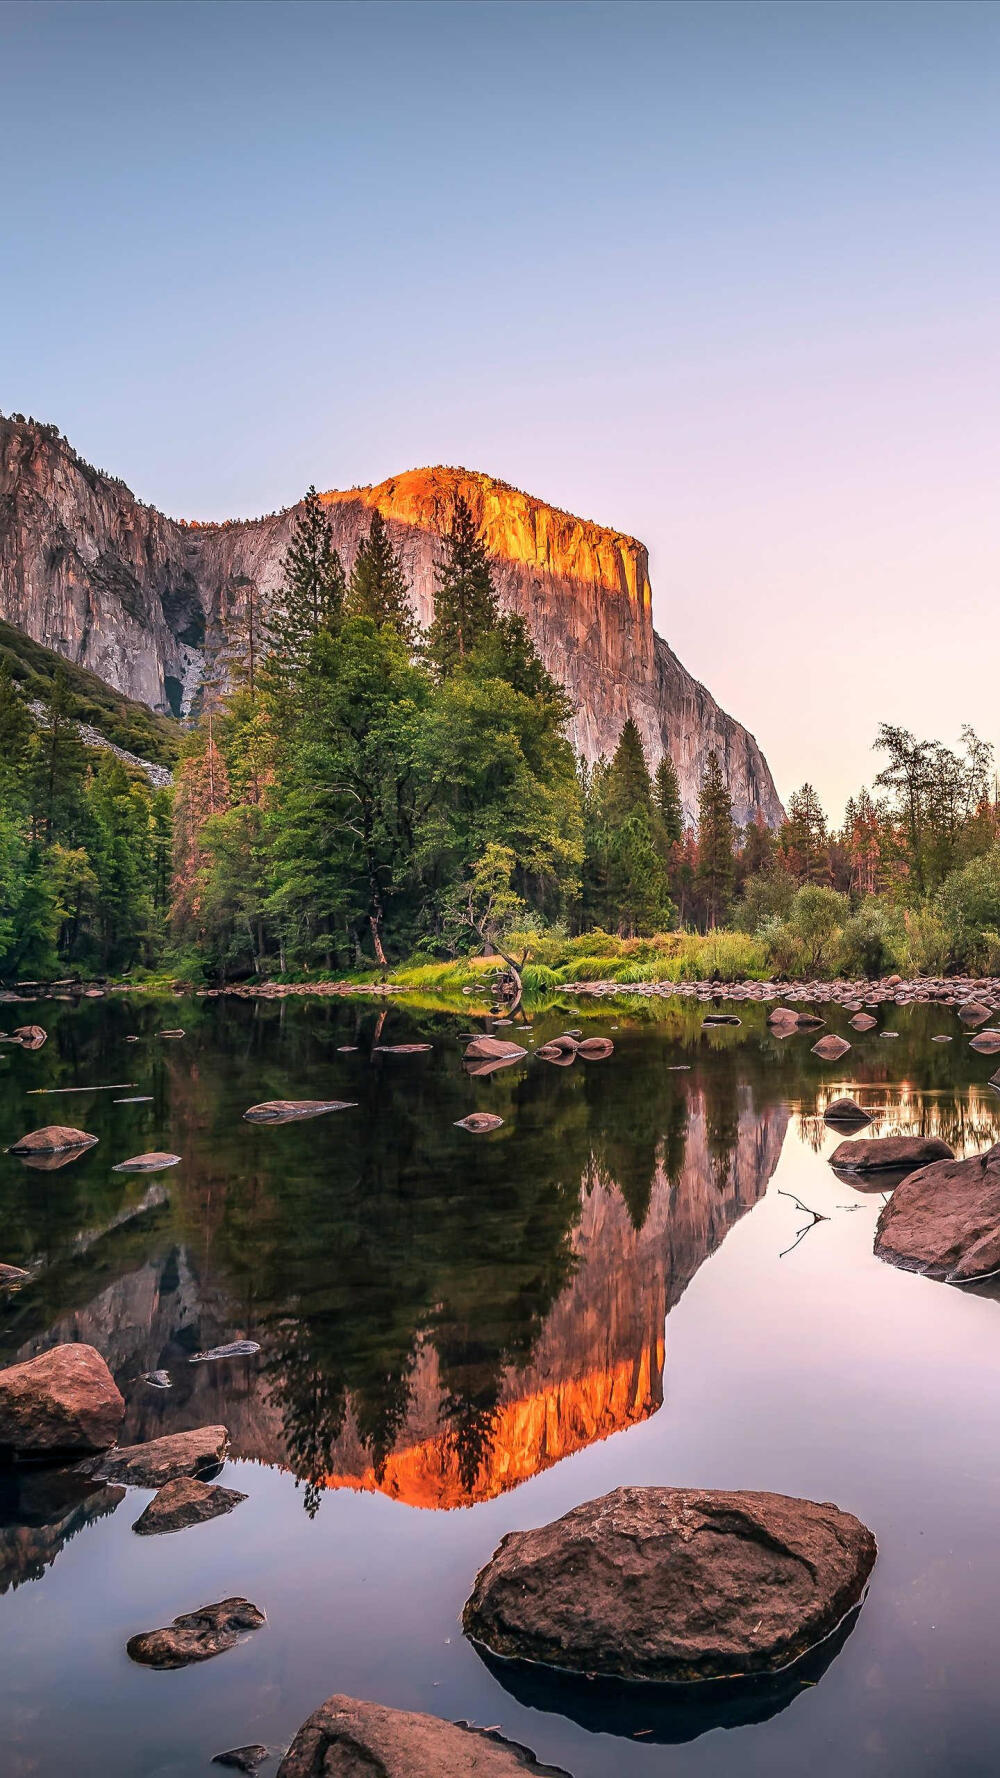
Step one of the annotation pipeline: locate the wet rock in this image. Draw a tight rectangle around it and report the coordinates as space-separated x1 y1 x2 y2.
545 1033 580 1054
190 1341 260 1363
275 1696 569 1777
577 1037 614 1060
0 1263 31 1290
455 1114 504 1133
141 1370 172 1389
213 1749 269 1775
824 1097 872 1128
86 1424 229 1486
463 1036 528 1062
12 1025 46 1049
830 1135 954 1173
703 1014 741 1026
0 1344 124 1457
932 1035 953 1043
126 1597 265 1669
372 1043 433 1054
7 1125 98 1157
958 1003 992 1027
132 1476 247 1536
462 1485 876 1686
111 1151 181 1173
535 1041 576 1064
243 1100 357 1123
811 1035 851 1061
849 1013 878 1032
794 1012 826 1029
766 1007 798 1027
969 1031 1000 1055
875 1147 1000 1283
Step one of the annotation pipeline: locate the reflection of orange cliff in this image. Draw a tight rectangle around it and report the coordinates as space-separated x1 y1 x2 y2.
318 1096 788 1509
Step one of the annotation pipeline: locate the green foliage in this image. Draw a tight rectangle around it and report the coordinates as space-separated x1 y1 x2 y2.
937 846 1000 971
267 486 345 683
759 886 848 977
654 751 683 844
582 721 674 936
0 618 179 766
425 495 499 675
697 749 735 928
347 509 418 646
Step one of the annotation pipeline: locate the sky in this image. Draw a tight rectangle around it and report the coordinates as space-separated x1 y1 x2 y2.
1 0 997 817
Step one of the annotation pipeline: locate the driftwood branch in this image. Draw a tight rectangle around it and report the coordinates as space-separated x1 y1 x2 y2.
777 1188 830 1259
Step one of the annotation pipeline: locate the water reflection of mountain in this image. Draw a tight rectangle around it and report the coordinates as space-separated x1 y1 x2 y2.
1 1086 787 1520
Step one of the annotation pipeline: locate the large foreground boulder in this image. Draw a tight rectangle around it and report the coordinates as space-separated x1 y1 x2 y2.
275 1696 570 1777
0 1344 124 1458
830 1135 954 1173
126 1597 265 1668
874 1148 1000 1283
462 1486 876 1687
87 1425 228 1486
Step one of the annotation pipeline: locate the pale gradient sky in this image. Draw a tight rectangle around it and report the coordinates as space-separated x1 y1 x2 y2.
1 0 997 817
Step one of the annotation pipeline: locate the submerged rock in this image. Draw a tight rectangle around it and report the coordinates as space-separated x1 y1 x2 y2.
243 1100 357 1123
111 1152 181 1173
7 1125 97 1157
462 1485 876 1687
212 1749 269 1775
824 1097 872 1128
455 1114 504 1133
133 1476 247 1536
0 1344 124 1458
830 1135 954 1174
126 1596 265 1669
874 1148 1000 1283
190 1341 260 1363
275 1696 570 1777
811 1035 852 1061
87 1425 229 1487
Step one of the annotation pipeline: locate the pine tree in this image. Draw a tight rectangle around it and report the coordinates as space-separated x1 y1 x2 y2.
426 495 498 675
696 750 735 929
654 752 683 843
605 719 654 823
267 486 345 679
780 782 829 884
347 510 417 646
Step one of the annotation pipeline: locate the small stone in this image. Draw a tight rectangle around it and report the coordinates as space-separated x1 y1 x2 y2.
133 1476 247 1537
12 1025 46 1049
970 1031 1000 1054
158 1029 186 1038
243 1100 356 1123
849 1013 878 1032
824 1097 872 1127
702 1014 741 1026
455 1113 504 1133
535 1041 576 1064
141 1370 172 1389
126 1597 265 1669
111 1152 181 1173
213 1749 269 1775
577 1037 614 1059
372 1043 433 1054
190 1341 260 1363
811 1035 851 1061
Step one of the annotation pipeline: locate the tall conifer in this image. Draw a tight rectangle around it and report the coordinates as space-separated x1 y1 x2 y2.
347 509 417 645
696 750 735 928
267 486 345 679
654 752 684 843
426 495 498 674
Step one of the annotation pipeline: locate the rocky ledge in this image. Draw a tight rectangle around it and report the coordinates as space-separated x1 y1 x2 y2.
276 1695 570 1777
462 1485 876 1688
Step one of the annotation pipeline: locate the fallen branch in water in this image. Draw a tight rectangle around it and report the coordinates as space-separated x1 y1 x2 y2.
777 1188 830 1258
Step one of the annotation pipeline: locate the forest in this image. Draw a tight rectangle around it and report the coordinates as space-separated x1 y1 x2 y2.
1 490 998 986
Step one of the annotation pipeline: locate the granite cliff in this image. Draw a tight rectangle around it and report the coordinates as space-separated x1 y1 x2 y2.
0 415 783 823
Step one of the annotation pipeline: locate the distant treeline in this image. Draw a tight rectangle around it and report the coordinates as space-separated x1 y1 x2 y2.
1 486 998 983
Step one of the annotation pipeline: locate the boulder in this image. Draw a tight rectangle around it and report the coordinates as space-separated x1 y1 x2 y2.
243 1100 356 1123
111 1152 181 1173
829 1135 954 1173
576 1037 614 1060
463 1036 527 1062
462 1486 876 1686
126 1597 265 1669
849 1013 878 1032
766 1006 798 1027
7 1126 97 1157
824 1097 872 1127
87 1425 229 1486
811 1035 852 1061
969 1031 1000 1055
12 1025 46 1049
132 1476 247 1537
0 1344 124 1457
275 1696 569 1778
874 1148 1000 1283
455 1114 504 1133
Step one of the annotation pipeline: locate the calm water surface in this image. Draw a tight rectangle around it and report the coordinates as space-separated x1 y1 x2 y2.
1 993 999 1777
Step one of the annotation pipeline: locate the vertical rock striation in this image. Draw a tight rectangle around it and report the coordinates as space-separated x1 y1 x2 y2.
0 417 783 822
